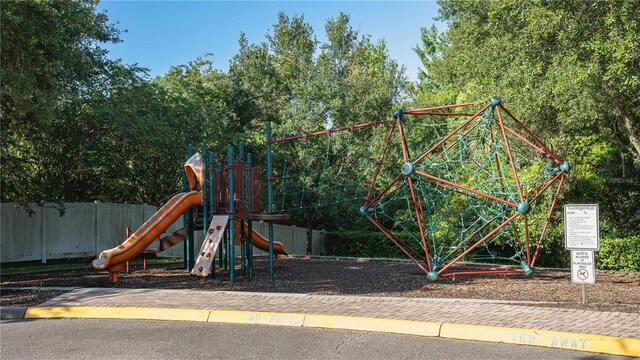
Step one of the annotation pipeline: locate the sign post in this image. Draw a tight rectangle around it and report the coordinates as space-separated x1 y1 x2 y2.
565 204 599 305
570 250 595 304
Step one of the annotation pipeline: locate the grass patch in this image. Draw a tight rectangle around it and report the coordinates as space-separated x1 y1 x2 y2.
1 257 183 275
1 263 90 275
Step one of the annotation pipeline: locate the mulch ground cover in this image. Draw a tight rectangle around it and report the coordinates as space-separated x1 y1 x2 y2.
2 256 638 313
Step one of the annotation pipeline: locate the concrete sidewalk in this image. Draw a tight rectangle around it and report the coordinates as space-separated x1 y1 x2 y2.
3 288 640 357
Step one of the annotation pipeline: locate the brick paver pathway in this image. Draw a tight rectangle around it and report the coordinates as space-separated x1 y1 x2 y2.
39 288 640 339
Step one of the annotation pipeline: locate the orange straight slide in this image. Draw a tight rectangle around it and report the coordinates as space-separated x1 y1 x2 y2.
233 220 288 256
92 191 203 282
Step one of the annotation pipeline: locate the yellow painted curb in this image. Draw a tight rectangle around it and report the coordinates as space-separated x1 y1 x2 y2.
304 314 442 337
207 310 305 327
440 323 640 357
25 306 210 322
22 306 639 357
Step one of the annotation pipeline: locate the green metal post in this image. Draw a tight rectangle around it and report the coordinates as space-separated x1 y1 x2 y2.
227 145 236 283
238 142 246 276
185 144 195 271
240 217 246 276
266 121 275 281
223 223 228 271
248 222 254 278
202 140 208 239
181 171 189 270
247 152 254 278
209 151 215 279
217 162 225 270
210 154 216 216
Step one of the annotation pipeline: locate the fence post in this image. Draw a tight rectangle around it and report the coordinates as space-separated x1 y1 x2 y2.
40 204 46 264
291 225 296 255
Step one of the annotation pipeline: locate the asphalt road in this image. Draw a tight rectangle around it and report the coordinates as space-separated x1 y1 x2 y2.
0 319 628 360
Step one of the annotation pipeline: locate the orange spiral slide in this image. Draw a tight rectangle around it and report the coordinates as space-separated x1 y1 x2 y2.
92 190 203 282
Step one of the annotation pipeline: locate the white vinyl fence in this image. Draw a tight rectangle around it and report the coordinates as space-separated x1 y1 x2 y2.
1 203 326 263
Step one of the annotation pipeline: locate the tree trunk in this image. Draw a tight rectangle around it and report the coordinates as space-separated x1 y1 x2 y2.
605 84 640 166
611 99 640 165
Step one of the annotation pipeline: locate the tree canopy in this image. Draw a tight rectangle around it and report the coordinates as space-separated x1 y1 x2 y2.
411 0 639 264
1 1 637 251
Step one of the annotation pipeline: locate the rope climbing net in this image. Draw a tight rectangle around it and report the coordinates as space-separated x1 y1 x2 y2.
268 97 569 280
269 121 391 212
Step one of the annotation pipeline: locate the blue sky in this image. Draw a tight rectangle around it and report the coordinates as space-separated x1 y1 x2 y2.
97 1 444 82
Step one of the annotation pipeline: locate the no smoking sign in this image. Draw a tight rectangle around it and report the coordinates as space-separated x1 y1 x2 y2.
571 250 595 284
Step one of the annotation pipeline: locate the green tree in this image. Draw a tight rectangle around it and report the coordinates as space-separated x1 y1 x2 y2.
228 12 406 230
411 0 640 263
317 13 405 127
1 0 145 210
154 57 244 153
1 1 190 208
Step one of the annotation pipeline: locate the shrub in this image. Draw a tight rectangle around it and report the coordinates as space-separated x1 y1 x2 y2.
327 231 640 273
325 231 420 259
596 236 640 272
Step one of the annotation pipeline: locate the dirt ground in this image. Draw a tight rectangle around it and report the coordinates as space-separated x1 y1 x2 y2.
1 257 638 313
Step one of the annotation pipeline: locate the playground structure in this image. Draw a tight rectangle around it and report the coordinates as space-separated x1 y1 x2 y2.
268 97 569 280
93 96 569 282
92 141 288 283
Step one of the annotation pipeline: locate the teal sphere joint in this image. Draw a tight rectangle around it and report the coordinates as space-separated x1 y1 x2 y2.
393 108 407 123
560 161 570 173
490 96 502 107
401 162 415 176
516 201 530 215
358 206 373 218
427 272 439 281
521 261 534 276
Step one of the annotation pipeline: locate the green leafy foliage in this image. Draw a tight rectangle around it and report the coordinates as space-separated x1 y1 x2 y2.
409 0 640 261
2 1 637 272
596 236 640 272
1 5 404 225
1 0 180 209
229 12 406 230
325 230 421 259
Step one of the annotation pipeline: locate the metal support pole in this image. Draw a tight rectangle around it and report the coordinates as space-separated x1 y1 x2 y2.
247 152 254 278
240 217 246 276
185 144 195 271
248 220 254 278
239 141 245 161
202 140 208 240
181 174 189 270
217 162 225 270
223 223 228 271
266 121 275 281
227 145 236 283
239 141 246 276
209 152 215 216
182 146 191 271
209 151 215 279
581 284 587 305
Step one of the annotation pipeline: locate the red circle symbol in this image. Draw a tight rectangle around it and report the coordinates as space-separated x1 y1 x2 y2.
577 269 589 280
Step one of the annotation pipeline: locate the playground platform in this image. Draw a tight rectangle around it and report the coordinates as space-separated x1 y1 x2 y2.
2 288 638 357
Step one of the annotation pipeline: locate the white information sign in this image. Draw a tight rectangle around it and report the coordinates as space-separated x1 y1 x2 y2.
564 204 599 250
571 250 595 284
